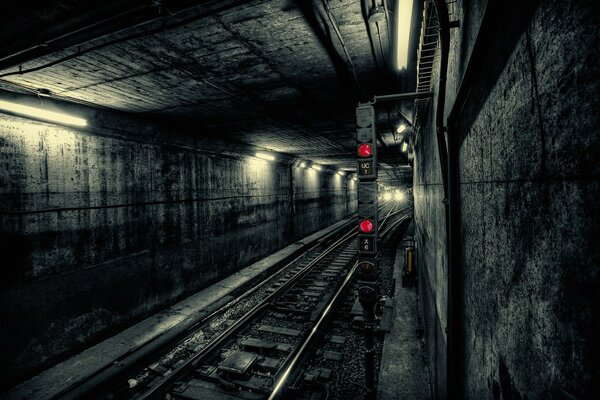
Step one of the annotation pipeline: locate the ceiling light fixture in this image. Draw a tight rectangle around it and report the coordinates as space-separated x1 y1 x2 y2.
0 99 87 127
255 152 275 161
397 123 407 134
396 0 414 70
337 171 345 176
402 142 408 152
311 165 322 171
299 161 307 168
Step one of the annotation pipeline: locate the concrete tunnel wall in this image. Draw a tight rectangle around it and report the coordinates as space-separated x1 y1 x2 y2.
414 0 599 399
0 110 357 385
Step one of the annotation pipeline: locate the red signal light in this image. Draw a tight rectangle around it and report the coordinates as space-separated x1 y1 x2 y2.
358 143 373 157
359 219 374 233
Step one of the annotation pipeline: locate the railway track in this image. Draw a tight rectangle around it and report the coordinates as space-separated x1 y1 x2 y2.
58 203 411 400
280 212 413 400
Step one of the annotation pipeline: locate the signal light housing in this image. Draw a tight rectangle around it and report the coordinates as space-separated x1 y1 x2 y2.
357 181 378 255
356 105 377 180
358 285 377 303
356 104 379 308
358 260 376 279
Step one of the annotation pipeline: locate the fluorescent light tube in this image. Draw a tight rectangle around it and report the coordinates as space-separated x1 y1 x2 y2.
396 0 414 70
0 99 87 127
255 152 275 161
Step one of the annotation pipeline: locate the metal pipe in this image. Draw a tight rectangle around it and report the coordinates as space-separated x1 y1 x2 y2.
443 1 513 397
0 0 248 77
361 0 382 86
447 0 504 123
382 0 392 48
0 3 152 68
370 90 433 104
431 0 463 398
446 100 464 400
321 0 365 98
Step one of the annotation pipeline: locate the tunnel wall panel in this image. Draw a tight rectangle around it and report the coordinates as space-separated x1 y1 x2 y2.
414 0 599 398
292 167 352 238
0 114 354 384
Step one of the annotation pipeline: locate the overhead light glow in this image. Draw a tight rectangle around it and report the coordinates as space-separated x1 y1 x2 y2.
255 152 275 161
396 0 414 70
397 123 407 134
337 171 345 176
402 142 408 152
299 161 307 168
0 99 87 127
383 192 393 201
395 191 405 201
311 165 322 171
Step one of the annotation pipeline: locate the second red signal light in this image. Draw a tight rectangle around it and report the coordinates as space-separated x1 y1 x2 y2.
359 219 374 233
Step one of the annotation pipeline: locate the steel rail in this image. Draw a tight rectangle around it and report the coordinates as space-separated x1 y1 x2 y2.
379 201 398 228
268 260 360 400
380 211 412 237
55 215 361 400
137 218 361 399
137 204 403 399
268 207 413 399
380 205 412 232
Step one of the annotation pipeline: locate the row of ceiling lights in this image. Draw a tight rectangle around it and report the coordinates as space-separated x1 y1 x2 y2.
257 151 357 180
297 159 353 179
0 98 358 180
0 98 401 178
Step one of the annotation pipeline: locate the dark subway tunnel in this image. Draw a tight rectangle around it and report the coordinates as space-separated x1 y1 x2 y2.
0 0 598 399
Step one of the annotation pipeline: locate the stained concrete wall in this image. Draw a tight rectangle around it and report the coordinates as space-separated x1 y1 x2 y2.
414 0 599 398
0 110 354 385
292 167 355 238
414 104 448 399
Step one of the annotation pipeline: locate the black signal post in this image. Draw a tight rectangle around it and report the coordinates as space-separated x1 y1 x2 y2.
356 103 379 400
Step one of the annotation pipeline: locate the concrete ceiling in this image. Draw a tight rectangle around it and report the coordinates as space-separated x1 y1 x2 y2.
0 0 423 182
